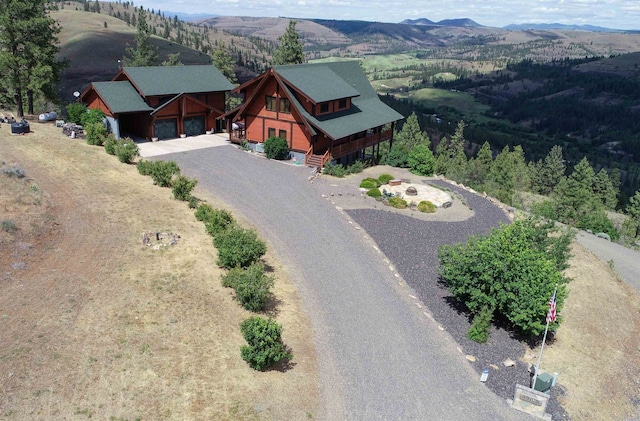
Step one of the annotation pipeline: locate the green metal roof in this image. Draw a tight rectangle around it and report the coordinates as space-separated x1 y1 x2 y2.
275 61 404 140
92 81 153 114
122 65 235 96
274 64 360 103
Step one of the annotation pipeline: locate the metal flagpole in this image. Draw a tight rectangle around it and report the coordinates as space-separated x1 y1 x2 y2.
532 284 558 390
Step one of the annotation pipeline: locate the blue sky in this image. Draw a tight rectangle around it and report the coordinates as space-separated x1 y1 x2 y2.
134 0 640 30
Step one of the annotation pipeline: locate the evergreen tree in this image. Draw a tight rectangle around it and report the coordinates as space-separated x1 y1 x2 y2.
593 168 618 210
212 45 237 83
534 145 566 195
0 0 64 117
271 20 304 65
446 120 468 181
466 141 492 188
161 52 182 66
622 190 640 242
394 112 429 149
122 8 158 66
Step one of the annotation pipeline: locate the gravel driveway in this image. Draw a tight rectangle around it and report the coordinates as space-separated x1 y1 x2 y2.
159 145 530 420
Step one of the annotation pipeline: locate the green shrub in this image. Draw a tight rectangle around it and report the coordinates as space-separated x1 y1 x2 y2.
359 180 377 189
408 144 436 176
240 316 292 370
66 102 87 124
378 174 395 185
1 219 16 233
323 161 346 178
187 195 198 209
80 108 105 126
418 200 436 213
388 197 408 209
104 134 118 155
140 160 181 187
85 122 108 146
203 208 235 237
467 307 492 343
362 177 381 187
195 203 215 222
367 188 382 198
114 138 139 164
214 225 267 268
346 160 365 174
530 200 558 220
264 137 289 160
384 144 410 168
172 175 198 201
438 218 573 339
222 263 275 312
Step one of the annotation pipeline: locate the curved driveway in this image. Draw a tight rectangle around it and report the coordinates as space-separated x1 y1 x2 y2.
160 145 528 420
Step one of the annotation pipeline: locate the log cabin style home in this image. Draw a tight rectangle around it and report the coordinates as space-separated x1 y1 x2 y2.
221 61 404 167
80 65 234 140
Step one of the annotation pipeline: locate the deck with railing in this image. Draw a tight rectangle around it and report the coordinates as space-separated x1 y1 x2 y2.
330 129 392 158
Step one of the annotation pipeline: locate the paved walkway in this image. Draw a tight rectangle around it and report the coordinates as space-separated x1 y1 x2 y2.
137 133 229 157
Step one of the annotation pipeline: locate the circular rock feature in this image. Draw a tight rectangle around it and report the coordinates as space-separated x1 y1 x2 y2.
405 186 418 196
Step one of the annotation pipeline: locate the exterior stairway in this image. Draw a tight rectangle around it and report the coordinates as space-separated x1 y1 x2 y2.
305 153 326 168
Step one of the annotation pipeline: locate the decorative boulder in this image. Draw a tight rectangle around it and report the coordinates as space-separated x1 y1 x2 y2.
405 186 418 196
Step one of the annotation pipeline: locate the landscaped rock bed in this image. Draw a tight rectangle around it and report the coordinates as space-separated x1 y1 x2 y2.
346 179 570 420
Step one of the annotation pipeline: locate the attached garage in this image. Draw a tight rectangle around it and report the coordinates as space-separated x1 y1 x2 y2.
154 118 177 140
184 115 206 137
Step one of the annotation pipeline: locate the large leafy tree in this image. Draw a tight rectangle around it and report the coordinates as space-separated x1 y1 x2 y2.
438 218 573 342
271 20 304 66
0 0 64 117
122 7 158 66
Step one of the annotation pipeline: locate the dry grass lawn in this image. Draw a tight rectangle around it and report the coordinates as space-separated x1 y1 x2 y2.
0 119 318 420
525 244 640 420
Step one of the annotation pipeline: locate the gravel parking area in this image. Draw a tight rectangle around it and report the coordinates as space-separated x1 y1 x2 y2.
328 173 570 420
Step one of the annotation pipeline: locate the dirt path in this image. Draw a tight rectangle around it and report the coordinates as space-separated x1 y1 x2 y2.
0 122 318 420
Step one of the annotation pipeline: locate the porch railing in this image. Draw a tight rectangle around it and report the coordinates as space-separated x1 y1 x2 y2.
331 129 392 158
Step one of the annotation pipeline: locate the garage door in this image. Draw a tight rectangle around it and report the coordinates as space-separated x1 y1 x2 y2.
154 118 177 140
184 115 205 137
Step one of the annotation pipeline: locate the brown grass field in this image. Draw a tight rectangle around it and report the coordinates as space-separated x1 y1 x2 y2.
0 120 318 420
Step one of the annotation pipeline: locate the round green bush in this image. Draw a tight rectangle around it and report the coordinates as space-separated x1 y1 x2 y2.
367 188 382 198
222 263 275 312
114 138 139 164
361 177 381 187
378 174 395 185
418 200 436 213
214 225 267 269
359 180 377 189
263 136 290 160
240 316 292 370
388 197 408 209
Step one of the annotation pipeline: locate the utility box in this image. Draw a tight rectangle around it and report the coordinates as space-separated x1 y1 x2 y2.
533 372 553 393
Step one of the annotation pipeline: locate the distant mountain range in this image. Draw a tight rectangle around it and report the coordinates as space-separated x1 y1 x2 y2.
503 23 624 32
166 11 638 33
401 18 482 28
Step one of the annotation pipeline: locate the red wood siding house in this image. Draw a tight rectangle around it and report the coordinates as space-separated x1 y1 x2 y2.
220 61 404 166
80 65 234 140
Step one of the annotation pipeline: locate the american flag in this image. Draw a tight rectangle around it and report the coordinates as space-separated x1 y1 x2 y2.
546 294 557 323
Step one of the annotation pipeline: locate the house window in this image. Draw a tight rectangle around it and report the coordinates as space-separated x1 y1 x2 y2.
338 99 347 109
266 96 276 111
268 128 276 138
320 103 329 113
279 98 291 113
279 129 287 139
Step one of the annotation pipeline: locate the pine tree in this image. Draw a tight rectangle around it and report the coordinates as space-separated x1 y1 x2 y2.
271 20 304 65
212 45 237 84
0 0 64 117
122 8 158 66
622 190 640 241
395 112 429 149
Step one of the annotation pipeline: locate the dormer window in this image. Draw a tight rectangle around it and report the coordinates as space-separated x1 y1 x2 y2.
338 99 347 109
320 103 329 113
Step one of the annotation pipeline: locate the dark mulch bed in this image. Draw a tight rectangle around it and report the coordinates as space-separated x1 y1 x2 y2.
347 180 570 420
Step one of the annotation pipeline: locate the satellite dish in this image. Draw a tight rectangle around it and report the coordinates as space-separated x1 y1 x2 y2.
73 91 80 98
